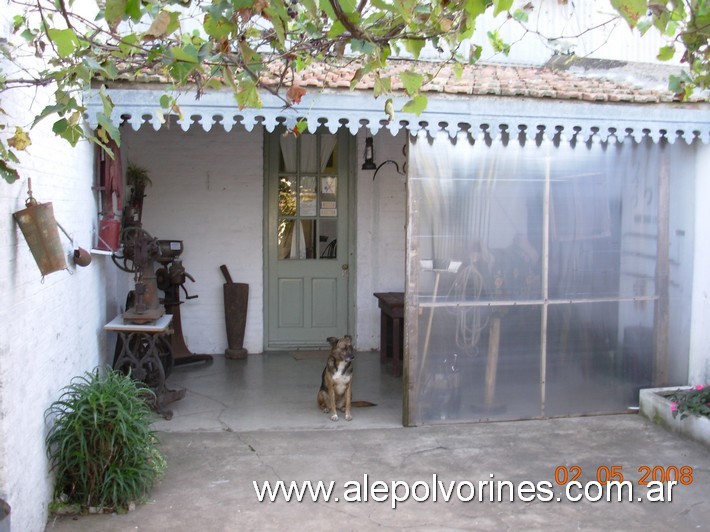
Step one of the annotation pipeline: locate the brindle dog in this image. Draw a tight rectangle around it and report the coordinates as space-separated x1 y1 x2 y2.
318 335 376 421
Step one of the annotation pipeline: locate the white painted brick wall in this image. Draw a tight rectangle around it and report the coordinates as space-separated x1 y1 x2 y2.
0 91 123 532
1 5 123 527
123 125 265 354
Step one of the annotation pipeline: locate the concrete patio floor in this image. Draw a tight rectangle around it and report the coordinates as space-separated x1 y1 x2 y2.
44 353 709 531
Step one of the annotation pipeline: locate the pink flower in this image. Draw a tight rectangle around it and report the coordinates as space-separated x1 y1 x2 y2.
695 384 704 390
670 403 678 412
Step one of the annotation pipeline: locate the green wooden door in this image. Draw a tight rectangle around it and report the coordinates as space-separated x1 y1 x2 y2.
265 129 352 348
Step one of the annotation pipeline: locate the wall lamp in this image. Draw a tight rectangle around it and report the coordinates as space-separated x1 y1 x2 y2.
361 133 406 180
361 135 377 170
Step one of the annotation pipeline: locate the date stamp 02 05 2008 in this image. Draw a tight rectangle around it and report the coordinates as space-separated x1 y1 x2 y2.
553 465 695 486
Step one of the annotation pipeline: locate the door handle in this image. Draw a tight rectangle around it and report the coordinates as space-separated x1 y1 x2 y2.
341 264 349 270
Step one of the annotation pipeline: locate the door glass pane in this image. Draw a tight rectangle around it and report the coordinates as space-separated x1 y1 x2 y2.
300 176 317 216
301 220 317 259
277 132 339 261
300 135 318 173
319 219 337 259
278 219 294 259
323 142 338 173
279 177 296 216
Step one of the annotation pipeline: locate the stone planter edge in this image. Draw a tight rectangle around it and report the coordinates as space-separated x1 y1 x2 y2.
639 386 710 448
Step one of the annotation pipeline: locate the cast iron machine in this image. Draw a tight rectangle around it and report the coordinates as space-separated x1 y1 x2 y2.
110 227 185 417
112 228 213 366
113 227 165 323
154 240 213 366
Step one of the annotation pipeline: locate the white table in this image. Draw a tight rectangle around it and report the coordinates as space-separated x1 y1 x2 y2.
105 313 185 419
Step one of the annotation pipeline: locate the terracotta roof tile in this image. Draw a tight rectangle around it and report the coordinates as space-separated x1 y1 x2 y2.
113 57 707 104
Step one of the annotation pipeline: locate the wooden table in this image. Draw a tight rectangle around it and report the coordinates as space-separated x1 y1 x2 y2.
374 292 404 376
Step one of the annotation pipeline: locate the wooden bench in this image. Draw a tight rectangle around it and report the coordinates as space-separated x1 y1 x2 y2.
374 292 404 376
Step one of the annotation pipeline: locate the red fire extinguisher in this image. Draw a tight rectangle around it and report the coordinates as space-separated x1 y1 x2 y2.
97 138 123 251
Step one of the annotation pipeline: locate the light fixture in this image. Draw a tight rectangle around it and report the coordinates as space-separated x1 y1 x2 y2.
361 135 377 170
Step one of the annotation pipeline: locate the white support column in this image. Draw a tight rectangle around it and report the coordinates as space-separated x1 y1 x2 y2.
688 144 710 385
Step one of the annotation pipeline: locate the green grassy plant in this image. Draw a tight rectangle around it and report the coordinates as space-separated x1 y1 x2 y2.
45 367 166 513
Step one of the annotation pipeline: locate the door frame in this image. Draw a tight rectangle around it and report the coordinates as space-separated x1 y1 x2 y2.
262 127 357 350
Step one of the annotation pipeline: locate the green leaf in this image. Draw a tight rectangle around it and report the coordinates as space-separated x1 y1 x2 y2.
96 113 121 145
32 103 67 127
401 94 428 115
165 11 181 36
294 119 309 135
469 44 483 63
373 75 392 98
169 45 199 64
487 30 510 55
636 17 653 36
117 34 141 57
20 29 35 42
464 0 488 19
52 118 83 146
125 0 142 21
610 0 647 28
104 0 128 26
319 0 337 20
231 0 258 8
98 86 114 118
46 28 79 58
167 60 195 84
400 70 423 96
664 20 678 38
370 0 396 12
301 0 318 17
204 15 236 40
513 9 529 22
235 79 262 109
0 157 20 184
403 39 425 60
657 45 676 61
12 14 24 29
239 42 260 67
492 0 514 17
453 62 464 79
327 20 347 39
351 39 377 55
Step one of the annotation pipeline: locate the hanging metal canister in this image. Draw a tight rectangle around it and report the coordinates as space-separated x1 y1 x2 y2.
12 179 67 276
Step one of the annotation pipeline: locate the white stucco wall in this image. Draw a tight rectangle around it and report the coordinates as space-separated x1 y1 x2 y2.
355 131 408 349
0 71 123 532
689 145 710 385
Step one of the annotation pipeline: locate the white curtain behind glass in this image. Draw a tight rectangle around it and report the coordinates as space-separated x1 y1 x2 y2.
279 134 337 259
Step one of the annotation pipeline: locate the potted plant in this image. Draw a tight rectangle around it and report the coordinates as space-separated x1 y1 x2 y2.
126 161 152 189
45 367 166 514
124 161 151 228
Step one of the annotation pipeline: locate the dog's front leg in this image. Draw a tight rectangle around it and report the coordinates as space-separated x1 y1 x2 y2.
328 385 338 421
344 384 352 421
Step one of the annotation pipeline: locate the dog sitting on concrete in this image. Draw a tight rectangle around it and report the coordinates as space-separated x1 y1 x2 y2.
317 335 375 421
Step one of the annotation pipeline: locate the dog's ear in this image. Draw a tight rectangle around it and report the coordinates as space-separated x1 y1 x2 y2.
327 337 338 346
